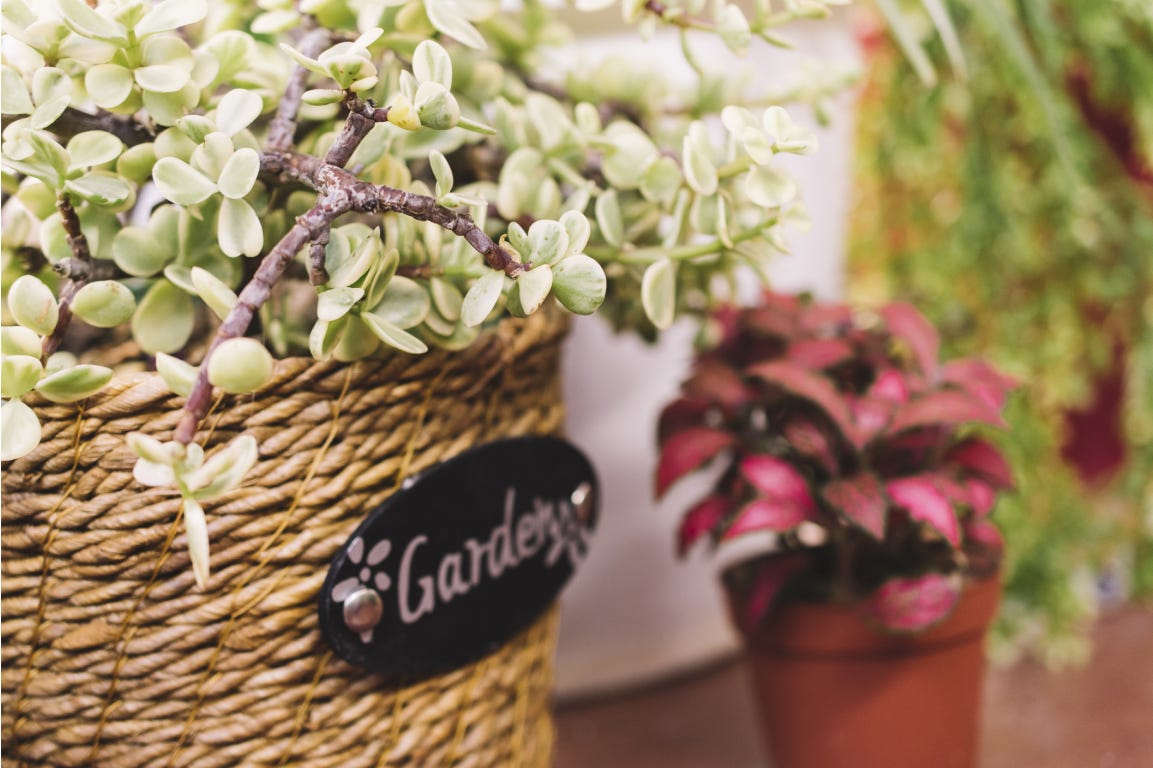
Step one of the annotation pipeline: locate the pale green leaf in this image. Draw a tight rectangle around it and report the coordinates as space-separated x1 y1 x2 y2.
186 434 258 501
132 280 194 354
56 0 125 42
369 276 430 329
327 231 378 289
317 286 365 322
1 355 43 398
1 326 42 357
333 317 381 362
135 0 207 36
309 317 347 361
640 156 683 205
552 254 606 315
30 96 71 130
512 264 552 316
64 173 131 206
215 89 263 136
682 134 718 196
112 227 169 277
425 0 487 49
0 398 41 462
595 190 624 247
430 278 463 322
745 165 797 207
66 131 124 169
641 257 676 330
207 337 273 394
7 275 59 336
361 313 429 354
217 198 263 257
155 352 198 397
153 157 216 205
133 456 176 487
71 281 136 327
216 147 260 199
190 267 238 320
134 65 190 94
716 4 751 54
1 65 32 115
461 270 505 327
183 497 211 588
412 40 453 88
527 220 569 267
34 364 113 403
430 149 453 199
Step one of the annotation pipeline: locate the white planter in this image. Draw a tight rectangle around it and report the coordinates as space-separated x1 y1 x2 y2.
554 14 861 699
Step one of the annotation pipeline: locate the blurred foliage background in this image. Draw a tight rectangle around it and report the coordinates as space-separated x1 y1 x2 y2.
849 0 1153 665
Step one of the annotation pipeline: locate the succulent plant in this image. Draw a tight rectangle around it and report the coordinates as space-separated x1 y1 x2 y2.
1 0 850 586
656 291 1016 633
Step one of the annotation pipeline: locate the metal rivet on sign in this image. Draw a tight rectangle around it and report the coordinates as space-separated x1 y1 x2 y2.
343 588 383 634
571 482 593 523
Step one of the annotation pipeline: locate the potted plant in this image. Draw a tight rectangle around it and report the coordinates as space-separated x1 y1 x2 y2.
656 291 1016 768
0 0 840 764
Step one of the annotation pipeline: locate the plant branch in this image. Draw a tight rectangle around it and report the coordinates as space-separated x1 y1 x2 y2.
41 194 93 359
309 224 330 285
265 22 331 153
46 107 155 147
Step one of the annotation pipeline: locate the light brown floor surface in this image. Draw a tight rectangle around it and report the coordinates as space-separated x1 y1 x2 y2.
554 606 1153 768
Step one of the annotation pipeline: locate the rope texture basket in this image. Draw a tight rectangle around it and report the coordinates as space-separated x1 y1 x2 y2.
1 309 569 768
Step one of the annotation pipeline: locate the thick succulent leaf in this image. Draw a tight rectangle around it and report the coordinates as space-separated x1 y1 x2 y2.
215 89 263 136
370 276 429 329
66 131 124 169
655 426 735 498
64 174 132 206
190 267 238 320
216 147 260 199
217 198 263 257
7 275 59 336
859 572 962 633
745 166 796 207
71 280 136 327
155 353 197 397
552 254 606 315
512 264 553 316
133 280 194 354
887 476 960 546
183 497 211 589
888 390 1006 435
412 40 453 88
746 360 857 446
723 497 811 539
186 434 258 501
822 473 887 539
461 271 505 327
153 157 216 205
425 0 486 49
34 365 113 403
677 494 731 556
641 258 676 331
206 337 273 394
945 436 1013 489
136 0 208 37
1 355 42 398
0 398 41 462
361 313 429 354
880 302 939 374
738 454 814 510
2 65 33 115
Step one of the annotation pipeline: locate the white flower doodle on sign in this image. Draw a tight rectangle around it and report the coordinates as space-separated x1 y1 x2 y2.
331 537 392 642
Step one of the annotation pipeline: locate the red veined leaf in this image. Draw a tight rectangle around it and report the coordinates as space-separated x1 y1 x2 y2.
822 473 887 539
723 497 812 539
787 338 854 369
887 476 960 546
946 437 1014 489
783 417 839 475
880 302 939 375
850 394 896 443
677 494 731 556
858 572 962 633
888 390 1007 435
870 368 910 403
965 479 996 516
744 301 799 338
684 360 750 409
942 359 1017 411
746 360 858 446
731 553 807 635
738 455 815 510
800 302 854 334
657 397 712 444
655 427 735 498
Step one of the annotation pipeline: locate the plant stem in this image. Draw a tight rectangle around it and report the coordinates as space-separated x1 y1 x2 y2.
45 107 155 147
265 22 330 153
41 194 91 359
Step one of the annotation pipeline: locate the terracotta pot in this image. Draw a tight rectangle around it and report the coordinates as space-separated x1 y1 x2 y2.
735 576 1001 768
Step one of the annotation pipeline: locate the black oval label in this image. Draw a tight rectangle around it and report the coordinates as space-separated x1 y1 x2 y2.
318 436 598 679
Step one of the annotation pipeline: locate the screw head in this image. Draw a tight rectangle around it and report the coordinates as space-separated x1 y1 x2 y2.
342 588 383 634
570 481 593 523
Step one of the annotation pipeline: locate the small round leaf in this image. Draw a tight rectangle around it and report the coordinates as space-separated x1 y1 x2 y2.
0 398 41 462
7 275 59 336
71 280 136 327
207 337 273 394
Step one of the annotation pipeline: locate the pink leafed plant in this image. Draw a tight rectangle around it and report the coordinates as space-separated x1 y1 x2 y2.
657 291 1016 633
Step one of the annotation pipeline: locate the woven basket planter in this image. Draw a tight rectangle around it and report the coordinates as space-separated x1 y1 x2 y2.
1 309 568 768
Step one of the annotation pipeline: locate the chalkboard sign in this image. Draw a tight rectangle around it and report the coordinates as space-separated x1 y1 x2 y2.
318 436 598 679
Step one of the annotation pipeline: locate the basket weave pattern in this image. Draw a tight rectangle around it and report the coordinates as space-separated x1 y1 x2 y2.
1 310 568 768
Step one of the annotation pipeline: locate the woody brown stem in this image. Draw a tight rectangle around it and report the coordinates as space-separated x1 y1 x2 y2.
41 194 92 359
266 23 331 153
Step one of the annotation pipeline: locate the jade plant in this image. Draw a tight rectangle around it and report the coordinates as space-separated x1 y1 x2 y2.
657 292 1015 632
0 0 849 586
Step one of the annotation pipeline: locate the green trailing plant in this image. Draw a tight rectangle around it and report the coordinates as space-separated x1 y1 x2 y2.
1 0 849 587
656 291 1015 633
850 1 1153 663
